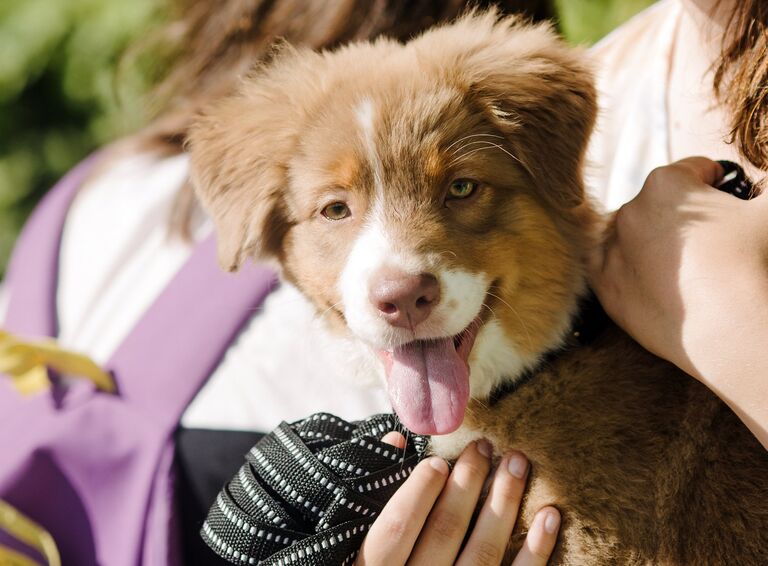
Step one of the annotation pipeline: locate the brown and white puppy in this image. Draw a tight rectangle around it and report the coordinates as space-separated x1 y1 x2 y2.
189 11 595 436
189 11 768 565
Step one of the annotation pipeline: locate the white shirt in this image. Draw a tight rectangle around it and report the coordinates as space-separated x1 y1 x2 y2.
586 0 679 209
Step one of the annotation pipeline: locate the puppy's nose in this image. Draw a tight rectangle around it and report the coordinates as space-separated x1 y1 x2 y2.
369 269 440 328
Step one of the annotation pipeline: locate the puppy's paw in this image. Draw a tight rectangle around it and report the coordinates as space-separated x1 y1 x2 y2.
428 425 488 460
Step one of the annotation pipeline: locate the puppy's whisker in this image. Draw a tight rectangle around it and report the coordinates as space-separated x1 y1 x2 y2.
481 302 497 319
316 300 344 322
444 132 505 153
449 141 529 173
434 249 458 262
486 291 535 352
448 143 505 167
448 140 500 162
479 142 530 173
449 136 507 157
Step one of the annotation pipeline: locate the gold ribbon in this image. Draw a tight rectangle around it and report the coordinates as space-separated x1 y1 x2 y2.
0 500 61 566
0 546 40 566
0 330 115 395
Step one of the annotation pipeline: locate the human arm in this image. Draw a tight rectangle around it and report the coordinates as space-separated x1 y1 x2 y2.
356 435 560 566
590 157 768 449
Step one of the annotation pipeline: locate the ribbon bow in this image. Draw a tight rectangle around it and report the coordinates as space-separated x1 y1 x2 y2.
0 330 115 395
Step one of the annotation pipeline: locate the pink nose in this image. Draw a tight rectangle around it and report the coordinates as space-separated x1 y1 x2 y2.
369 269 440 328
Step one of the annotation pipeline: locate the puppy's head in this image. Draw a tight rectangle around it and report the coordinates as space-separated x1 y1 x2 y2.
189 10 598 435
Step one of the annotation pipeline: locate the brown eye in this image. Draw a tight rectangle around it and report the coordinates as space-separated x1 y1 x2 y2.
447 179 478 200
322 202 351 220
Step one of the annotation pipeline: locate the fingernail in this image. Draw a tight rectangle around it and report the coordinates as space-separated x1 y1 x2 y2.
544 510 560 534
476 439 492 458
507 452 528 479
429 457 449 474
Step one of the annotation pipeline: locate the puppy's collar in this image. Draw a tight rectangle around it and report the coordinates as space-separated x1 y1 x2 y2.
488 291 608 405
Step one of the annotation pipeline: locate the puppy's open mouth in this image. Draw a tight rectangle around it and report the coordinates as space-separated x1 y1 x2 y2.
377 316 483 436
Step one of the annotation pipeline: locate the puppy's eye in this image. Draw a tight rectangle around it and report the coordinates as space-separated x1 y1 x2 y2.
322 202 351 220
447 179 478 200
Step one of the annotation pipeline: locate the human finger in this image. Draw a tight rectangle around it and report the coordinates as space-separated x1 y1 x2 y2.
456 451 530 566
355 456 449 566
407 440 493 564
669 156 725 187
381 431 407 449
510 507 561 566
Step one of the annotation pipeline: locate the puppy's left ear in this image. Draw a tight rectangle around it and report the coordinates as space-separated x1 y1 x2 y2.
187 46 312 271
416 11 597 209
188 98 290 272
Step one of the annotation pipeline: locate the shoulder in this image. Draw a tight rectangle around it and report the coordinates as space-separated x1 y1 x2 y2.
77 150 191 216
589 0 679 86
586 0 681 209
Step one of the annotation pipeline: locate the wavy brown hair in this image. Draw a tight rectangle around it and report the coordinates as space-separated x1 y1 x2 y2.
139 0 554 150
714 0 768 172
126 0 554 235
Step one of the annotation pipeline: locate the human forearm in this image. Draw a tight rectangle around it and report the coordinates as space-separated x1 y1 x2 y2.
679 281 768 449
591 157 768 449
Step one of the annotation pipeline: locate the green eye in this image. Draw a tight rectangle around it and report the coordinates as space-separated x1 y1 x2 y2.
322 202 351 220
448 179 478 200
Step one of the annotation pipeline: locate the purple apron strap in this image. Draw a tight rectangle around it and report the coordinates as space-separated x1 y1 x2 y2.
107 235 277 423
3 154 102 337
3 153 277 422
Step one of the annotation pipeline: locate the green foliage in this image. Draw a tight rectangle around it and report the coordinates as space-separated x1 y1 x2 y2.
555 0 655 44
0 0 655 276
0 0 165 275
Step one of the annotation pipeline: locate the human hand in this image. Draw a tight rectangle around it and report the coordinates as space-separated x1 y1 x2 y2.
355 433 560 565
590 156 768 447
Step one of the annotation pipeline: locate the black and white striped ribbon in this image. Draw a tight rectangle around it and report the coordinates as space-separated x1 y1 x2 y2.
201 413 428 565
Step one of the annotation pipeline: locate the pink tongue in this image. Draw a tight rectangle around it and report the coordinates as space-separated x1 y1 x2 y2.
383 338 470 435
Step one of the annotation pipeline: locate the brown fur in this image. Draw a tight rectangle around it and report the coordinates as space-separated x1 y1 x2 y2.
476 329 768 565
188 11 768 565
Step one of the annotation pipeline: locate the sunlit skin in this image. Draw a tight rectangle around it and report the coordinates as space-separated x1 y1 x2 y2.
590 0 768 451
591 157 768 450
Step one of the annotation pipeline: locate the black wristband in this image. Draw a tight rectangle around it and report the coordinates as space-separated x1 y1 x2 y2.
715 160 754 200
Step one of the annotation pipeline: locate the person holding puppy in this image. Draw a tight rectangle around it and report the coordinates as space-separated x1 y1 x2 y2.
1 1 765 565
588 0 768 451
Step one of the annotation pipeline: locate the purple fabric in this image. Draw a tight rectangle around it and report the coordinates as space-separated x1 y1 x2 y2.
0 156 278 565
4 154 100 338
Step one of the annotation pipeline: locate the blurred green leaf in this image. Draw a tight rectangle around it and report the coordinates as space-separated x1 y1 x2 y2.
0 0 167 277
555 0 655 44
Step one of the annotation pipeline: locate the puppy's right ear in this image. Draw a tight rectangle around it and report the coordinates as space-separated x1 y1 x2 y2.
188 43 324 271
188 91 293 272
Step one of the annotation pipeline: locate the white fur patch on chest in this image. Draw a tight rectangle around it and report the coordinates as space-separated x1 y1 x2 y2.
469 318 537 400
